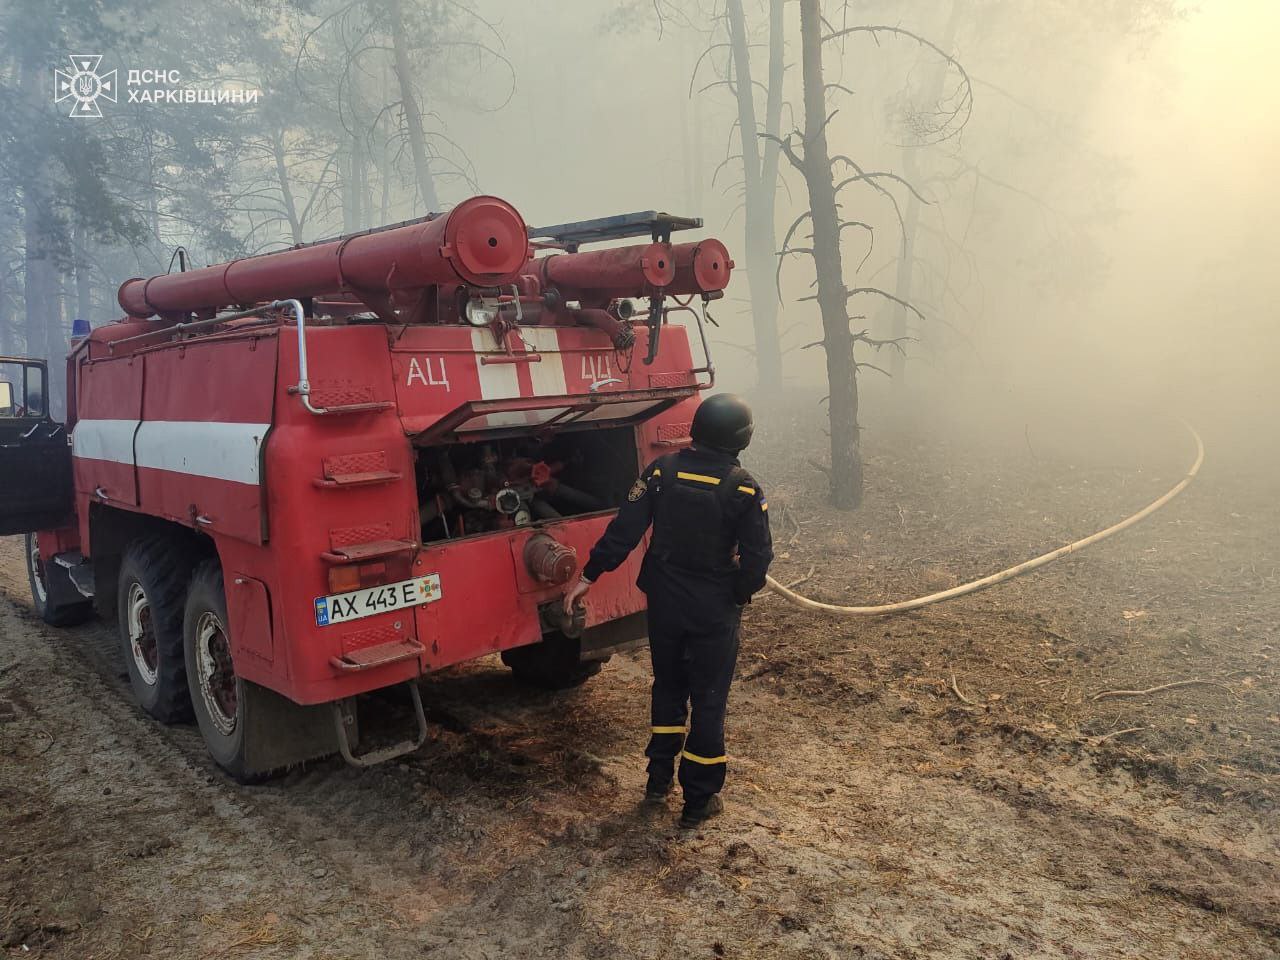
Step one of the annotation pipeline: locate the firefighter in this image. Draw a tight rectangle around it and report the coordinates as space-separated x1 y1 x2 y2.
564 393 773 828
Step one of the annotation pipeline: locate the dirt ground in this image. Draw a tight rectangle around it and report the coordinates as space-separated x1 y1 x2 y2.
1 397 1277 959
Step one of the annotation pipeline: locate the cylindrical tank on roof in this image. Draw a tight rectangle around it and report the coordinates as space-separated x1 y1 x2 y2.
528 242 676 297
118 195 529 318
525 238 733 300
668 238 733 294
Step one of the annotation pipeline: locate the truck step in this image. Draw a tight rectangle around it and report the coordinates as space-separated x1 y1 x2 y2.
330 681 427 768
315 452 402 489
313 470 402 489
329 638 425 673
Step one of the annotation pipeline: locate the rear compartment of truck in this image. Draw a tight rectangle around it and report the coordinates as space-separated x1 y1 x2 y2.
413 425 640 543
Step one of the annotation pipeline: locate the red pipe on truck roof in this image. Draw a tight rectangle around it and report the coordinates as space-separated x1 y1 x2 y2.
530 242 676 295
524 238 733 300
668 238 733 294
118 195 529 319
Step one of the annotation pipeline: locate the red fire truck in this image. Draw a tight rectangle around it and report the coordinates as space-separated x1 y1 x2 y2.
0 199 732 779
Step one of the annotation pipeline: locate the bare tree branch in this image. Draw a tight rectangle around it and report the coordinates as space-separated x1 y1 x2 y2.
821 24 973 144
758 131 804 173
855 360 892 377
844 286 927 324
834 169 930 205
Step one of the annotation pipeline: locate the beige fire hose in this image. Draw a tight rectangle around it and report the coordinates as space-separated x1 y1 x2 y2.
765 419 1205 616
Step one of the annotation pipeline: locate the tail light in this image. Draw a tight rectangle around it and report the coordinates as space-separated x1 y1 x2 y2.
327 552 413 594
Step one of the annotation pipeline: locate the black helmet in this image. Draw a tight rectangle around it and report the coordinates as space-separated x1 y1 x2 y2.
691 393 754 453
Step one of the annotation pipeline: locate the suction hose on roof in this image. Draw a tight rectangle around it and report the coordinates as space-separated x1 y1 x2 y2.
765 419 1205 617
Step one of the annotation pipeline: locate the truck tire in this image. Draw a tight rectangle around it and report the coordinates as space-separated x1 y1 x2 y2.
26 533 93 627
183 559 255 782
117 537 194 723
501 633 604 690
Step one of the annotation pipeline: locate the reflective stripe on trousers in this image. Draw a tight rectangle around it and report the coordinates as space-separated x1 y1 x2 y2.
644 593 741 804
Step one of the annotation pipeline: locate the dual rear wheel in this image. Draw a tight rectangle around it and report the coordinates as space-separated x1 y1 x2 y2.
116 538 193 723
183 560 253 780
114 541 252 778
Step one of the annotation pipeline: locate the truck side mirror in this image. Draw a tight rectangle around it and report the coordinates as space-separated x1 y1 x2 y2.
0 380 13 416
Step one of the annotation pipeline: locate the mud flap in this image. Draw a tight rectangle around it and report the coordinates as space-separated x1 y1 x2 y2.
240 680 350 775
46 554 94 608
537 605 648 662
578 610 648 662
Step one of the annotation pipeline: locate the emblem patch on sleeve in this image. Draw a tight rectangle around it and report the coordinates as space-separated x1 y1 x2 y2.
627 478 648 501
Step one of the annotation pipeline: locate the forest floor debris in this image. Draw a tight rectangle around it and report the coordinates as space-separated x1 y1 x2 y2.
1 402 1276 958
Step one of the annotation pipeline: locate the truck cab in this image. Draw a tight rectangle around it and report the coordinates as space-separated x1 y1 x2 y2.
0 356 74 536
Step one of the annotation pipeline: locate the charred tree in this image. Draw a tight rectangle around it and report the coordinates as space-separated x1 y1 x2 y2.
797 0 862 507
777 6 970 508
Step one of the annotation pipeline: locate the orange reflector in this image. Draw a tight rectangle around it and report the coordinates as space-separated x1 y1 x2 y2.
326 554 412 594
327 564 363 594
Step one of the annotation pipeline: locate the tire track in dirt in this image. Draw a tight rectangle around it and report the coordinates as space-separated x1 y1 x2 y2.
0 562 435 957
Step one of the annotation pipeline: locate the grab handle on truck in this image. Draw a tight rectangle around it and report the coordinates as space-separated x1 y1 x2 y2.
276 298 393 416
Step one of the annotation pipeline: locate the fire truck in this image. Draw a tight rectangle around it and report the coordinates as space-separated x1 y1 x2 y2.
0 198 732 779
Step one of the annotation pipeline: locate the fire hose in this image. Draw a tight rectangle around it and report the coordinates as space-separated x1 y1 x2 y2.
764 419 1205 616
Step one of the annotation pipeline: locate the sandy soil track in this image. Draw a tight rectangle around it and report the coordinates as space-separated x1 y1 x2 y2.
2 404 1276 959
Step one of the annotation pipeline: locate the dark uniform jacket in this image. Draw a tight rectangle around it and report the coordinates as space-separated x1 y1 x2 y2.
582 446 773 615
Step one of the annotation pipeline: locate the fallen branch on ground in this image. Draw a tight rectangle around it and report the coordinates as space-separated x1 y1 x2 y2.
949 673 974 705
1089 726 1148 744
1091 679 1235 702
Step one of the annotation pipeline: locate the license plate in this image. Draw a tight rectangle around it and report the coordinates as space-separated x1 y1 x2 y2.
314 574 442 627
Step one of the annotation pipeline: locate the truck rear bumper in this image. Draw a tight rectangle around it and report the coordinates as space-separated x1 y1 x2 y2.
249 514 648 707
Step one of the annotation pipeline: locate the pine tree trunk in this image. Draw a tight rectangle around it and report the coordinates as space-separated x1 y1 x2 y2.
73 222 93 324
798 0 862 508
47 268 69 419
20 56 58 362
0 195 15 354
388 0 440 212
725 0 782 393
0 284 12 355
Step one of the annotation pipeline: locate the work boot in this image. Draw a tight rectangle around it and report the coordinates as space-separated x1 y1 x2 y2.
644 774 673 804
679 794 723 829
